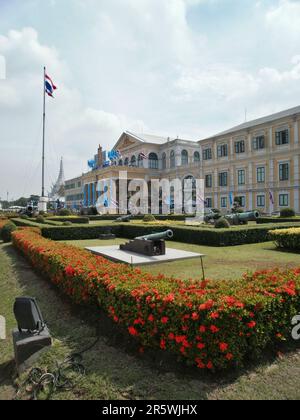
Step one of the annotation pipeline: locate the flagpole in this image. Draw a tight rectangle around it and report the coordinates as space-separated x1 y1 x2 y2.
42 66 46 198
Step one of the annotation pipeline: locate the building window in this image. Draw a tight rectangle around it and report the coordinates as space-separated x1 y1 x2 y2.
194 151 200 163
279 163 289 181
235 140 245 154
205 198 212 208
149 153 158 169
130 156 137 167
181 150 189 166
118 159 123 166
257 167 265 183
221 197 227 208
276 129 289 145
162 153 167 169
238 169 245 185
279 194 289 207
203 148 212 160
257 195 265 208
137 154 144 168
217 144 228 158
219 172 228 187
236 196 246 208
205 174 212 188
170 150 175 168
124 158 129 166
253 135 265 150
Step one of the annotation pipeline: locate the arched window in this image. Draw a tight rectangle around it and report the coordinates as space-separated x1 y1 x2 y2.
118 159 123 166
162 153 167 170
149 153 158 169
124 157 129 166
138 153 145 168
131 156 137 167
181 150 189 166
170 150 175 168
194 151 200 163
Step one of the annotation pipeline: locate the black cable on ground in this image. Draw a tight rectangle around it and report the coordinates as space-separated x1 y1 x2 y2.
15 330 101 400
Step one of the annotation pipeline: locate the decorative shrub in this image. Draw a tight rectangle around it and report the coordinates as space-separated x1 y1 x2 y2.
257 217 300 224
143 214 156 223
0 219 9 239
63 221 73 226
270 228 300 251
215 218 230 229
1 222 17 242
47 216 89 224
58 209 71 216
12 229 300 371
36 215 46 224
21 214 29 220
280 208 296 218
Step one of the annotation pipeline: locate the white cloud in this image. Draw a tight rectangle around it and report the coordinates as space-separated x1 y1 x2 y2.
0 27 146 198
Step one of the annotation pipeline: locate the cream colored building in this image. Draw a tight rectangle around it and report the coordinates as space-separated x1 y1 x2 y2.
65 106 300 215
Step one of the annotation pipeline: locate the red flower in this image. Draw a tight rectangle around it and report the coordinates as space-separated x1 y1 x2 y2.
199 325 206 333
210 325 220 334
128 326 138 336
225 353 234 361
148 314 154 322
207 361 213 369
160 339 166 350
210 312 219 319
247 321 256 329
219 342 228 352
161 317 169 324
192 312 199 320
197 343 206 350
168 332 175 340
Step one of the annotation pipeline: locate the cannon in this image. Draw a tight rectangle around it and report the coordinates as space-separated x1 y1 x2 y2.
115 214 133 223
120 230 174 256
225 210 260 225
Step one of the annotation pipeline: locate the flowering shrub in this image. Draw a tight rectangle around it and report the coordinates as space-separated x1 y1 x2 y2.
270 228 300 250
12 229 300 371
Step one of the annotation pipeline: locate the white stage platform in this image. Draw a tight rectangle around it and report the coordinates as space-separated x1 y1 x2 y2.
85 245 204 266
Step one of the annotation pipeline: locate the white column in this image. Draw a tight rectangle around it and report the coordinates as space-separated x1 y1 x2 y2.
294 120 299 145
214 169 218 208
248 163 253 210
269 128 273 150
294 155 300 213
269 159 274 214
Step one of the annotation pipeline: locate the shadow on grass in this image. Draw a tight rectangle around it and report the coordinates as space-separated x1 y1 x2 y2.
2 243 299 400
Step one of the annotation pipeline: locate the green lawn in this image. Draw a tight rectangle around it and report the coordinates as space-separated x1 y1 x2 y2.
1 241 300 400
64 238 300 281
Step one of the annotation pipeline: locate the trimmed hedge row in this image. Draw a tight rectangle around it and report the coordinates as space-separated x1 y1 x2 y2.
11 218 43 228
40 222 300 246
257 217 300 224
88 214 190 222
12 228 300 371
48 216 90 224
270 228 300 251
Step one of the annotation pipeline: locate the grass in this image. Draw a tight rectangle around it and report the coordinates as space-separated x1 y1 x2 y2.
1 241 300 400
64 239 300 281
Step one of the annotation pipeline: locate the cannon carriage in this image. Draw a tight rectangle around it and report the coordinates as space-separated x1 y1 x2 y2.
120 230 174 256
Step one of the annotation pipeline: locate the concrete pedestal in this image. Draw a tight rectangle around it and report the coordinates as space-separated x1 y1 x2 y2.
38 197 48 213
12 328 52 373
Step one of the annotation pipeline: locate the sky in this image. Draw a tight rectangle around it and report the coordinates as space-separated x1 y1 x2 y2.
1 0 300 199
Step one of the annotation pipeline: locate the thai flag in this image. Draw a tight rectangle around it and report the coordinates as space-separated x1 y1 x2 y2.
269 191 274 205
139 152 147 160
45 74 57 98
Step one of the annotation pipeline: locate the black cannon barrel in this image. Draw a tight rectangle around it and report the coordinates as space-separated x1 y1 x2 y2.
136 230 174 241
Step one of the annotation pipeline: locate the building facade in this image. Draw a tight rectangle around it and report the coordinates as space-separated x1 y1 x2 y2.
65 106 300 214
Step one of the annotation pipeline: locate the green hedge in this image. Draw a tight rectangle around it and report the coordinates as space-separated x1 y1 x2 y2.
88 214 191 222
11 218 43 228
40 222 300 246
270 228 300 250
48 216 89 224
12 229 300 371
257 217 300 224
